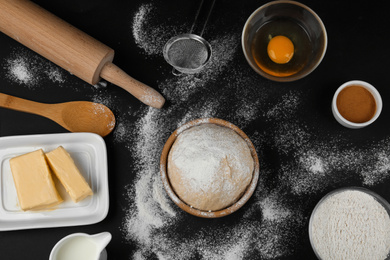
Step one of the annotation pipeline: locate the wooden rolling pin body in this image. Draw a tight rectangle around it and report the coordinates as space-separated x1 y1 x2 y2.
0 0 165 108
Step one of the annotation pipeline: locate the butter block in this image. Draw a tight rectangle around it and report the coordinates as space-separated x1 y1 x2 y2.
10 149 63 211
45 146 93 203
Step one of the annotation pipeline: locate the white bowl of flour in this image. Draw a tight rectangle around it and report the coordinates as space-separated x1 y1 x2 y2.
309 187 390 260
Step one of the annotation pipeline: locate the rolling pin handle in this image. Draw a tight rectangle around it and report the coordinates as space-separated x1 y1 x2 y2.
100 62 165 109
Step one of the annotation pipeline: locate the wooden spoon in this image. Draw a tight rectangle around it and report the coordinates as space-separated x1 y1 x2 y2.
0 93 115 137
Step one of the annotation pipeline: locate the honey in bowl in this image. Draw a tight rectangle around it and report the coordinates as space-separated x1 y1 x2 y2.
251 18 312 77
336 85 377 123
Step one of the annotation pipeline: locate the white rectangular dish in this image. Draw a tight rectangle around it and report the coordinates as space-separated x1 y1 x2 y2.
0 132 109 231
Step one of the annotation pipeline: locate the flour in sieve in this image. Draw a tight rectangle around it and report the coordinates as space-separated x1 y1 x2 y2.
311 190 390 260
161 33 239 103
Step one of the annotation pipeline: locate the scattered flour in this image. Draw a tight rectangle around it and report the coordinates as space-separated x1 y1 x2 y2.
93 80 108 89
264 92 301 120
6 56 35 85
119 3 390 260
132 3 187 56
279 136 390 195
257 193 292 222
2 47 66 87
132 4 152 49
45 67 65 83
2 3 390 260
122 6 306 256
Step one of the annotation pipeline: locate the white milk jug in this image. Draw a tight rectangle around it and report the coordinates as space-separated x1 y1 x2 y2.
49 232 112 260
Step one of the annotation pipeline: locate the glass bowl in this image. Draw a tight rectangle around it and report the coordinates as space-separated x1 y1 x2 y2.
242 0 327 82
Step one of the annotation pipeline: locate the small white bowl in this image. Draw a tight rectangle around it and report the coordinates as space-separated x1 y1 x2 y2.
332 80 382 129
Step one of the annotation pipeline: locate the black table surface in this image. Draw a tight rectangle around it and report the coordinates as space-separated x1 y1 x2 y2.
1 0 389 259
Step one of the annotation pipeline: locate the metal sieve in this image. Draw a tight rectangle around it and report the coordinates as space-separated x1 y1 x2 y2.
163 0 216 75
164 34 211 74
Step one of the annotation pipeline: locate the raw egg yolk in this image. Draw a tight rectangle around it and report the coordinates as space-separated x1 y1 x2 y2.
267 35 294 64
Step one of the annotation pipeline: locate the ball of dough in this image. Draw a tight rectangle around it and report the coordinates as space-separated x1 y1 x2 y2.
168 124 254 211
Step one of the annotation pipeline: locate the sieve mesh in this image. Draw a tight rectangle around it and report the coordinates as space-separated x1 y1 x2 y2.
167 38 210 70
163 0 216 74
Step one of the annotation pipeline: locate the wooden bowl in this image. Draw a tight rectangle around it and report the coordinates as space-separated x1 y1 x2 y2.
160 118 260 218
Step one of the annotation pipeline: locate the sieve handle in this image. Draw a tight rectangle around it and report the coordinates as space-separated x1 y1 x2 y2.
190 0 217 36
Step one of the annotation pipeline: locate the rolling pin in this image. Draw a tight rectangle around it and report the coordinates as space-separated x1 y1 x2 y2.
0 0 165 109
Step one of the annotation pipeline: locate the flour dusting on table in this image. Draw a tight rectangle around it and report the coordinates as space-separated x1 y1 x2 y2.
2 48 66 87
2 3 390 259
122 4 304 258
118 3 390 260
132 3 186 56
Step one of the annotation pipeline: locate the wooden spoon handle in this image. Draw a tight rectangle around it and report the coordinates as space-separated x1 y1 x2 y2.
100 62 165 109
0 92 51 116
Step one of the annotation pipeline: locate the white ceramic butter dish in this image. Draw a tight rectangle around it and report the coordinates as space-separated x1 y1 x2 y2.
0 132 109 231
